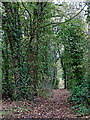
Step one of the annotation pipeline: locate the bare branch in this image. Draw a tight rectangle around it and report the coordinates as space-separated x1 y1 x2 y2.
21 2 31 17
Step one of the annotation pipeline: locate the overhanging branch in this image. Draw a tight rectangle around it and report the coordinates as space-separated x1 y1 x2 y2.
40 3 86 29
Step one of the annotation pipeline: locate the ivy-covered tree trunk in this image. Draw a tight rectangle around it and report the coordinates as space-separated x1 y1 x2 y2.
86 0 90 99
2 42 9 98
2 2 22 99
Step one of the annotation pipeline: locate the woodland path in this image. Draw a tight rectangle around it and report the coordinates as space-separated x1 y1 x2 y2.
2 89 78 119
30 89 72 119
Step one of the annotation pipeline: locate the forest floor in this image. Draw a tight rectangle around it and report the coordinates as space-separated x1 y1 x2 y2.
1 89 89 119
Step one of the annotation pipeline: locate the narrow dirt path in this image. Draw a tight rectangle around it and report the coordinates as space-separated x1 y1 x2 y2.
2 89 79 119
30 89 73 119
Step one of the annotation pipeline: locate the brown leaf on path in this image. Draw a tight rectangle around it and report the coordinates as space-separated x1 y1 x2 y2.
2 89 90 119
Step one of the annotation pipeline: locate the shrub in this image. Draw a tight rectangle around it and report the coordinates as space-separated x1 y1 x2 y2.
70 78 89 116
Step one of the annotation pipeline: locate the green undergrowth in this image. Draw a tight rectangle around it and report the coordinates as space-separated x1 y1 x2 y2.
69 78 90 116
